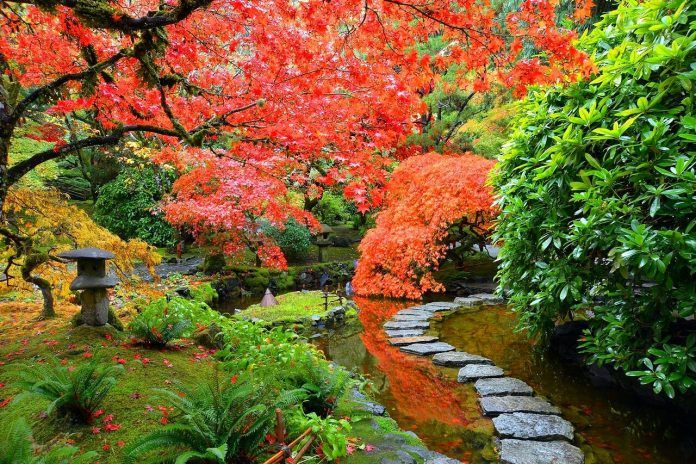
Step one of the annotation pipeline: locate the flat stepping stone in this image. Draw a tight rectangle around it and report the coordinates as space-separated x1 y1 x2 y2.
475 377 533 397
458 364 504 381
389 336 439 346
384 320 430 330
396 309 437 318
453 296 483 306
469 293 504 304
385 329 425 338
392 313 432 322
400 342 455 356
499 439 583 464
433 351 493 367
424 302 460 309
493 413 574 441
479 396 561 417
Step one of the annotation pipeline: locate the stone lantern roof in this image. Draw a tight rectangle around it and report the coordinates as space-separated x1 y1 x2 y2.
58 247 115 260
58 247 118 291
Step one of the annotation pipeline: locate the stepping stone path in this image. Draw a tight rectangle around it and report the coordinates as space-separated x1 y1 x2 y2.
380 297 585 464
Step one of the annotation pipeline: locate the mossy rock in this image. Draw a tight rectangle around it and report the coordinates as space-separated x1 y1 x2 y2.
202 253 226 274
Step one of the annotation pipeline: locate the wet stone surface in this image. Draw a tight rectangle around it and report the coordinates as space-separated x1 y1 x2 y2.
493 413 574 441
475 377 533 397
457 364 504 381
400 342 455 356
384 320 431 330
389 336 439 346
433 351 493 367
424 302 461 310
499 439 584 464
468 293 504 304
385 329 426 338
392 313 434 322
479 396 561 417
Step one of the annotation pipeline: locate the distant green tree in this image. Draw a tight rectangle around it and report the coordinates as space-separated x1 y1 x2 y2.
93 166 177 247
263 219 312 262
493 0 696 397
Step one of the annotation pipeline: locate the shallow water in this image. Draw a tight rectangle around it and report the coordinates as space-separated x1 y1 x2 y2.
314 298 696 464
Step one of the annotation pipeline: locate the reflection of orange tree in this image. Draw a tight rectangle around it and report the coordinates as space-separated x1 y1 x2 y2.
355 297 481 427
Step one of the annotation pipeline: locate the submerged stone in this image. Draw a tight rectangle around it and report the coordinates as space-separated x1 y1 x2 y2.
493 413 574 441
433 351 493 367
458 364 504 382
499 439 584 464
384 320 430 330
389 336 439 346
400 342 455 356
475 377 533 397
385 329 425 338
479 396 561 416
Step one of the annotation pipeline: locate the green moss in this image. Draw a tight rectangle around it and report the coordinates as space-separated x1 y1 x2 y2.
238 290 341 324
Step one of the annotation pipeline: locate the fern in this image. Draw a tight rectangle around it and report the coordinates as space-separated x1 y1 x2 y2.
11 357 123 424
125 372 306 464
0 417 97 464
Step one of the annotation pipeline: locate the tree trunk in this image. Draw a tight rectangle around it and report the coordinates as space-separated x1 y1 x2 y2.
21 252 56 319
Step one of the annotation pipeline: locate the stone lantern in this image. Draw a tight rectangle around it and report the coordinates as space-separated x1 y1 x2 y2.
316 224 333 263
58 247 117 326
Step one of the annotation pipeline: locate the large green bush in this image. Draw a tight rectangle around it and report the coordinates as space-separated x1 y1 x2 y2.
93 166 177 247
263 219 312 262
493 0 695 397
312 192 353 225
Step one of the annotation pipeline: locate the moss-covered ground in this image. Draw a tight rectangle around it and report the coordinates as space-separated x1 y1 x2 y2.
238 290 354 325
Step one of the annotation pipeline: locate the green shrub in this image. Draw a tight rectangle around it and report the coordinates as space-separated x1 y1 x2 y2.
189 282 218 304
286 410 351 461
11 358 123 423
124 373 305 464
493 0 696 397
93 166 177 247
264 219 312 262
129 296 225 347
0 418 97 464
312 192 352 225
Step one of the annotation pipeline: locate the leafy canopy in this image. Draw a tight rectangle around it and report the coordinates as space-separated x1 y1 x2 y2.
354 153 496 299
493 0 696 397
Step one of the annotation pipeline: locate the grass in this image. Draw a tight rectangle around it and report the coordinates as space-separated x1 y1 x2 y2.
238 290 350 324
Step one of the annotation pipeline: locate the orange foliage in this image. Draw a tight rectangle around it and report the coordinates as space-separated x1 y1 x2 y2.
353 154 496 299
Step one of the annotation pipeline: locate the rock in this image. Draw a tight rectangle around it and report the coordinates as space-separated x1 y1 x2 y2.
469 293 504 304
433 351 493 367
400 342 455 356
479 396 561 417
425 456 461 464
499 440 584 464
384 321 430 330
385 329 426 338
458 364 504 381
475 378 533 397
380 451 417 464
453 297 482 306
493 413 575 441
392 314 433 322
389 336 439 346
193 323 225 349
424 302 460 310
397 309 437 318
174 286 192 298
350 389 387 416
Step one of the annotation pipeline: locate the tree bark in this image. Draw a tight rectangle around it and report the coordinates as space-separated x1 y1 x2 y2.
21 252 56 319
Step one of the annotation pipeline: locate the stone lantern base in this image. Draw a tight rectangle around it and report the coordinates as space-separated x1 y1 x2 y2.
80 289 109 326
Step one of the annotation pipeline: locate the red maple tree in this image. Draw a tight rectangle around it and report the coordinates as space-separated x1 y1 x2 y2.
353 153 496 298
0 0 593 264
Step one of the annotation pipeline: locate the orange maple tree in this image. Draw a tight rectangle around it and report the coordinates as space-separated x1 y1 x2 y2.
353 153 496 299
0 0 593 266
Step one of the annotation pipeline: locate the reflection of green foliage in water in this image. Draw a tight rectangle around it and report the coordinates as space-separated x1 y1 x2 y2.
438 306 696 464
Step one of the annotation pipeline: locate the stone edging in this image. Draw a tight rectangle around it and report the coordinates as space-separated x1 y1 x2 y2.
382 294 585 464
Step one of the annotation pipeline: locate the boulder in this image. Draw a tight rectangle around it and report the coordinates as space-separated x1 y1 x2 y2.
468 293 504 304
453 297 482 307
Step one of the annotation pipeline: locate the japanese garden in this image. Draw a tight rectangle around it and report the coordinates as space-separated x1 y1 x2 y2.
0 0 694 463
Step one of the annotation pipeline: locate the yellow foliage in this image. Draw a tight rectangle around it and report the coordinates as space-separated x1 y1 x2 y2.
1 187 161 299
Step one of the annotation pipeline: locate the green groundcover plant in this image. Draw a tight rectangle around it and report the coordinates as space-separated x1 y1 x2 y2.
0 418 97 464
493 0 695 397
